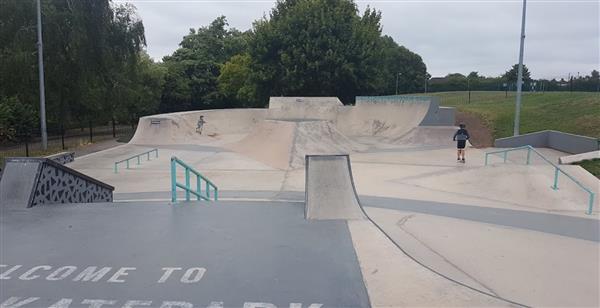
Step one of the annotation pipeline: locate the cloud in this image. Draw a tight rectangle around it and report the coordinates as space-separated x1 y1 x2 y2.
125 0 599 79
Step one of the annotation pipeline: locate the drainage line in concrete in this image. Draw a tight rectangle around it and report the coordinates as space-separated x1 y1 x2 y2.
357 203 531 307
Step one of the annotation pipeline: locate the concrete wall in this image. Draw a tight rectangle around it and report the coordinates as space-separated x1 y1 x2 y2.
495 130 600 154
355 95 456 127
45 151 75 165
0 157 114 208
559 151 600 164
267 97 343 121
437 107 456 126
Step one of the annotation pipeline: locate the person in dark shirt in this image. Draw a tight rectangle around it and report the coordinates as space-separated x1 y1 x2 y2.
453 123 470 163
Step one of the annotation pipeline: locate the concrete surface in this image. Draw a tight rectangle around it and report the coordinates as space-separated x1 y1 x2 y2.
304 155 365 220
4 97 599 307
364 207 599 307
347 220 512 307
0 201 370 307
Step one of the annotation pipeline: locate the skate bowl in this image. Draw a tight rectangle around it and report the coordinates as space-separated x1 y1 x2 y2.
129 96 455 147
130 109 267 145
336 96 452 137
305 155 365 220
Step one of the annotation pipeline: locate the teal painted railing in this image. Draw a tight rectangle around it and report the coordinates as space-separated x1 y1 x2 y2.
114 149 158 173
170 156 218 202
356 95 431 103
485 145 596 215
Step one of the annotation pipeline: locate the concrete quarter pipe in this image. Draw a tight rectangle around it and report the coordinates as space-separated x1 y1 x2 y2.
305 155 365 220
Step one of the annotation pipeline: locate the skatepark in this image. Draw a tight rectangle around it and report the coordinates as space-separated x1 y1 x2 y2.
1 96 599 307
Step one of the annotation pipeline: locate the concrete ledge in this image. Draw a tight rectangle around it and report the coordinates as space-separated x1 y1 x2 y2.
0 157 114 208
495 130 599 154
559 151 600 164
45 151 75 165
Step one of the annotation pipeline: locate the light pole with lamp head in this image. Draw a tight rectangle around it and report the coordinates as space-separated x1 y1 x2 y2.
395 72 402 95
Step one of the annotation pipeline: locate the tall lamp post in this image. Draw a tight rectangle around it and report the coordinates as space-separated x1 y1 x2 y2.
395 72 402 95
36 0 48 150
513 0 527 136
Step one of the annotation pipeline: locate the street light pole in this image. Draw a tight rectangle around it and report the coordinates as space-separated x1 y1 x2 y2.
395 73 401 95
513 0 527 136
36 0 48 150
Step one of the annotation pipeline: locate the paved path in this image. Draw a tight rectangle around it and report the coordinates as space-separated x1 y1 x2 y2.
0 201 369 307
114 190 600 242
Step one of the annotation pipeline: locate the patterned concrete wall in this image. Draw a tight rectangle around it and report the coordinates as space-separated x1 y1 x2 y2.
0 158 113 208
45 152 75 165
31 161 112 206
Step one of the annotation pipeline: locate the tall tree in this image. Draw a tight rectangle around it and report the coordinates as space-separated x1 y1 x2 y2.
248 0 387 104
503 64 532 84
159 16 248 112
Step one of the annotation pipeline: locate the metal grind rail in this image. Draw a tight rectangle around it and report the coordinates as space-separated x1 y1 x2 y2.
114 149 158 173
171 156 218 202
485 145 595 214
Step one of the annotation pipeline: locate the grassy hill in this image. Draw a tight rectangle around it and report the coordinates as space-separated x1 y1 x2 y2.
424 91 600 139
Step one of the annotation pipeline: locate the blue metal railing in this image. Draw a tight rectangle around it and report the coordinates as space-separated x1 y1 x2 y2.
485 145 596 214
114 149 158 173
170 156 218 202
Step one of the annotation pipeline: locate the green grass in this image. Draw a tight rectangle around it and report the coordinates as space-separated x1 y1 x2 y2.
574 158 600 178
422 91 600 139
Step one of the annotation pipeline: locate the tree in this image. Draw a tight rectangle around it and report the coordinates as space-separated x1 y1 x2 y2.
1 96 38 156
1 0 156 143
118 52 166 127
159 16 248 112
372 36 427 95
218 54 258 107
503 64 532 84
248 0 389 104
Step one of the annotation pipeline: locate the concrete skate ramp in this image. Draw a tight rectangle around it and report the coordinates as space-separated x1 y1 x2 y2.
337 96 432 137
130 109 266 145
305 155 365 220
268 97 343 121
394 126 458 146
228 120 366 169
0 157 113 208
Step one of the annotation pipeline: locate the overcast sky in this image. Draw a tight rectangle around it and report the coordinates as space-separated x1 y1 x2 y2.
120 0 599 79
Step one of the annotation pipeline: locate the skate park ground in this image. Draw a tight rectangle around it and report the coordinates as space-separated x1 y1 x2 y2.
1 97 599 307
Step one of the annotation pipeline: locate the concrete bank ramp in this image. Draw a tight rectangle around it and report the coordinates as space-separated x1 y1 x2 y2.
228 120 366 169
130 109 266 145
394 126 458 146
305 155 365 220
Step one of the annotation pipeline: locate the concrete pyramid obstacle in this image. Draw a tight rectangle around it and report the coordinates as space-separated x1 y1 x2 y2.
305 155 365 220
227 120 366 169
0 157 113 208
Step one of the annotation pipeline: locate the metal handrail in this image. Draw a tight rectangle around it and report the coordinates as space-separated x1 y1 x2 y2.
170 156 218 202
356 95 431 102
485 145 596 214
114 149 158 173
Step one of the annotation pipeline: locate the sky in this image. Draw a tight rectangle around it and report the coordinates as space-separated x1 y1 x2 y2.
120 0 600 79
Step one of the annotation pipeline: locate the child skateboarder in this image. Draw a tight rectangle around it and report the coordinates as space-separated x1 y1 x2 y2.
196 115 206 135
453 123 470 163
